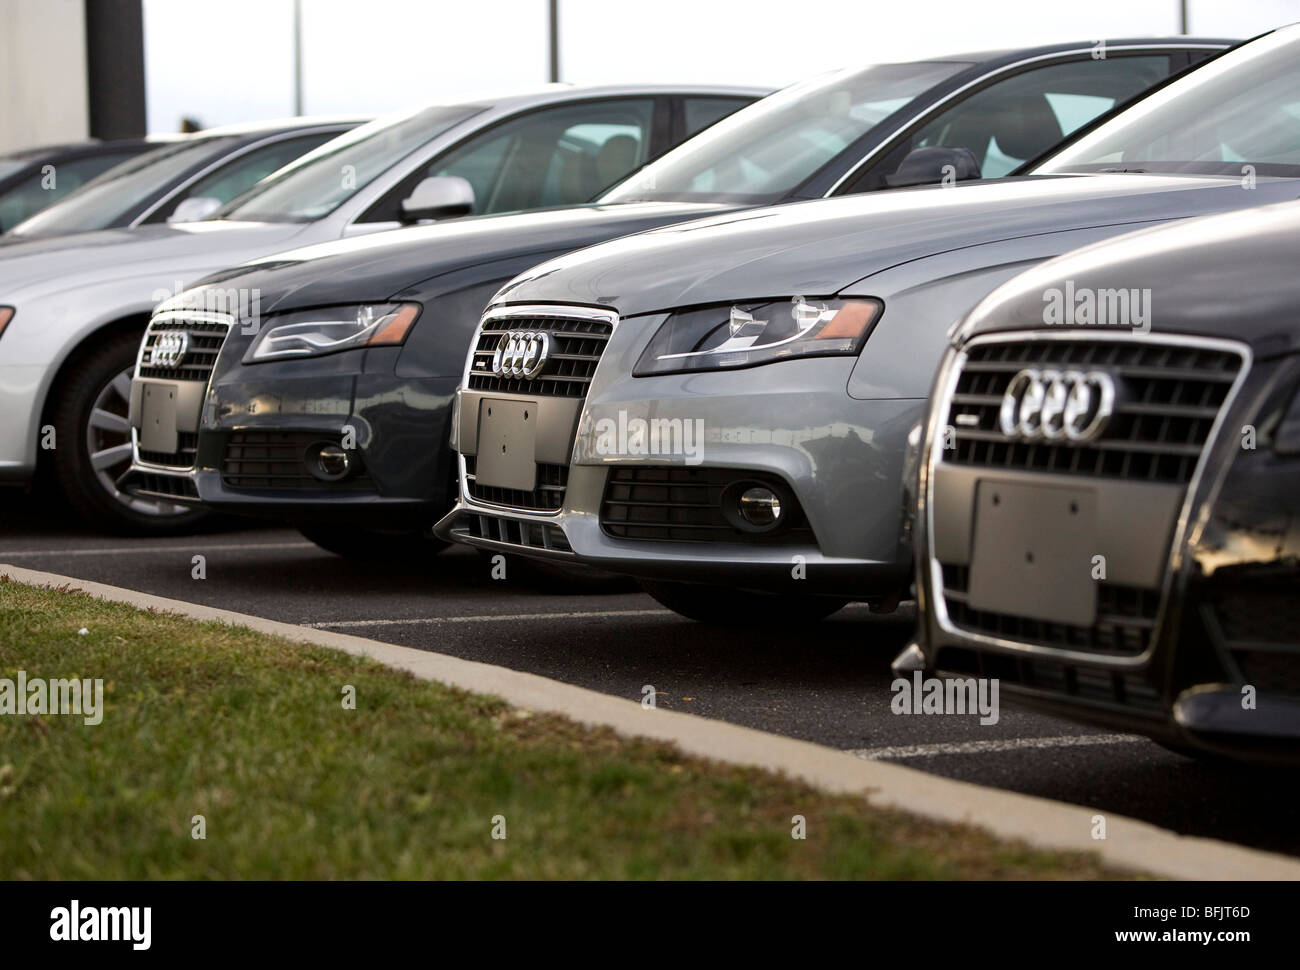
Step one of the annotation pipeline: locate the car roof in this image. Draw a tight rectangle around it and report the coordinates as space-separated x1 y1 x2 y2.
929 35 1239 67
190 116 372 137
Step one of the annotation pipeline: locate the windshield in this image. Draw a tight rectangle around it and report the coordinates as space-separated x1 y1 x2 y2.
8 136 238 237
1034 30 1300 178
599 61 967 205
216 104 483 223
0 159 30 180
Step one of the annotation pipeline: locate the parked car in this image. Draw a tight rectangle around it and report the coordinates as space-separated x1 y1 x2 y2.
0 84 762 532
0 139 157 233
433 25 1300 625
117 39 1226 556
901 199 1300 763
4 118 364 239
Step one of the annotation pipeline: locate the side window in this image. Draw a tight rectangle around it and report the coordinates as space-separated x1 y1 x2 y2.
364 98 655 222
0 152 138 230
682 97 752 138
856 54 1175 189
145 132 336 222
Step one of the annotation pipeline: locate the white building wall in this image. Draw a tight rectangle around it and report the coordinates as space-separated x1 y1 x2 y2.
0 0 90 153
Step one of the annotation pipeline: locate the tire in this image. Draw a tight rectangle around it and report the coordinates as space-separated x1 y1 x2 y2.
639 579 847 626
298 524 449 563
47 329 209 535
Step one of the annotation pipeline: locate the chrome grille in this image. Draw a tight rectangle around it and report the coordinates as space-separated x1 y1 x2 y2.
930 333 1250 664
939 562 1158 657
463 454 567 511
136 314 231 382
942 337 1243 485
137 431 200 469
467 312 613 399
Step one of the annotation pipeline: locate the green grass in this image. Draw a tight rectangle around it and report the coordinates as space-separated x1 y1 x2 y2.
0 576 1139 879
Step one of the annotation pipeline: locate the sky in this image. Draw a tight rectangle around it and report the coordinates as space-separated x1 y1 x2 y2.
142 0 1300 131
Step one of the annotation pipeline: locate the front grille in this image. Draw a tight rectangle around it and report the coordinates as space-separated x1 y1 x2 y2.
932 334 1247 662
120 469 199 501
943 337 1243 485
600 466 814 543
466 312 613 400
451 510 572 552
939 645 1164 714
463 454 567 511
222 431 370 490
136 315 231 382
137 431 199 468
940 561 1158 656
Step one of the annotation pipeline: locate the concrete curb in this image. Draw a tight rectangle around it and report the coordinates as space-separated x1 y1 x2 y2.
5 563 1298 881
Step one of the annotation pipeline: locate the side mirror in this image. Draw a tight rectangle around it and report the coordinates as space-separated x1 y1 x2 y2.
885 146 981 189
167 196 222 223
400 176 475 223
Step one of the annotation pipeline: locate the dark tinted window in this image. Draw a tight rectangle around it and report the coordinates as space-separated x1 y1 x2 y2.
0 151 140 231
683 97 752 137
145 132 338 222
856 54 1174 190
366 98 655 222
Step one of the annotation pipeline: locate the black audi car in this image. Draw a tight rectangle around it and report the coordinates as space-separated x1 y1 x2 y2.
0 139 154 232
119 39 1229 556
903 200 1300 763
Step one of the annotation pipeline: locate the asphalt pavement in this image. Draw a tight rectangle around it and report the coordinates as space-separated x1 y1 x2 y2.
3 489 1295 858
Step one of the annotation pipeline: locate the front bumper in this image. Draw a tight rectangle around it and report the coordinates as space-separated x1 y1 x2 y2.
907 330 1300 763
436 339 918 599
124 349 459 529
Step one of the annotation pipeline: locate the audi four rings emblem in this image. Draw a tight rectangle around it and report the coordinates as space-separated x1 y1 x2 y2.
149 330 190 369
491 330 551 379
998 368 1116 442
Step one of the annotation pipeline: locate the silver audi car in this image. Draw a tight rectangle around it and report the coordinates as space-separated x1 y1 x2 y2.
435 26 1300 625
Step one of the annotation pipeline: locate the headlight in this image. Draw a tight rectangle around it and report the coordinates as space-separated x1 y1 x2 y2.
633 297 883 376
243 302 421 363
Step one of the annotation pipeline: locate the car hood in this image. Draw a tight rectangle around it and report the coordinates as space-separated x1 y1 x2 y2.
494 175 1300 317
957 198 1300 355
193 202 738 312
0 220 311 296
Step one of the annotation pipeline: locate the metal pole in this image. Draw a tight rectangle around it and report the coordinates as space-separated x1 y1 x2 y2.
548 0 560 82
1179 0 1189 34
293 0 304 115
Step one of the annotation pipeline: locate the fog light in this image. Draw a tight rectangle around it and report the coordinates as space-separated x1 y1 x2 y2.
309 443 351 481
738 486 782 527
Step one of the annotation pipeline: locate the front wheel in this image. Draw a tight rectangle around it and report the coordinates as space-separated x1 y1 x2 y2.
297 524 449 563
48 329 209 535
639 579 847 626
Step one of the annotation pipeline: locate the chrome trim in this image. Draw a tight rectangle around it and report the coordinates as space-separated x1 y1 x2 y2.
826 44 1226 196
130 309 235 473
457 303 619 519
458 302 620 386
922 329 1252 670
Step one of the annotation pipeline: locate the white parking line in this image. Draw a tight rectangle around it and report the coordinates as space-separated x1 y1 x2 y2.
847 732 1146 760
304 608 673 629
0 541 316 557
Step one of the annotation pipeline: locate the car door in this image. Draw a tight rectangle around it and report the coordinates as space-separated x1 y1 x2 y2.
355 97 666 225
836 51 1187 192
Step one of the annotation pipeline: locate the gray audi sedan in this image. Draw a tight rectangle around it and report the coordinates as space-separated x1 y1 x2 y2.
902 200 1300 764
436 25 1300 625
